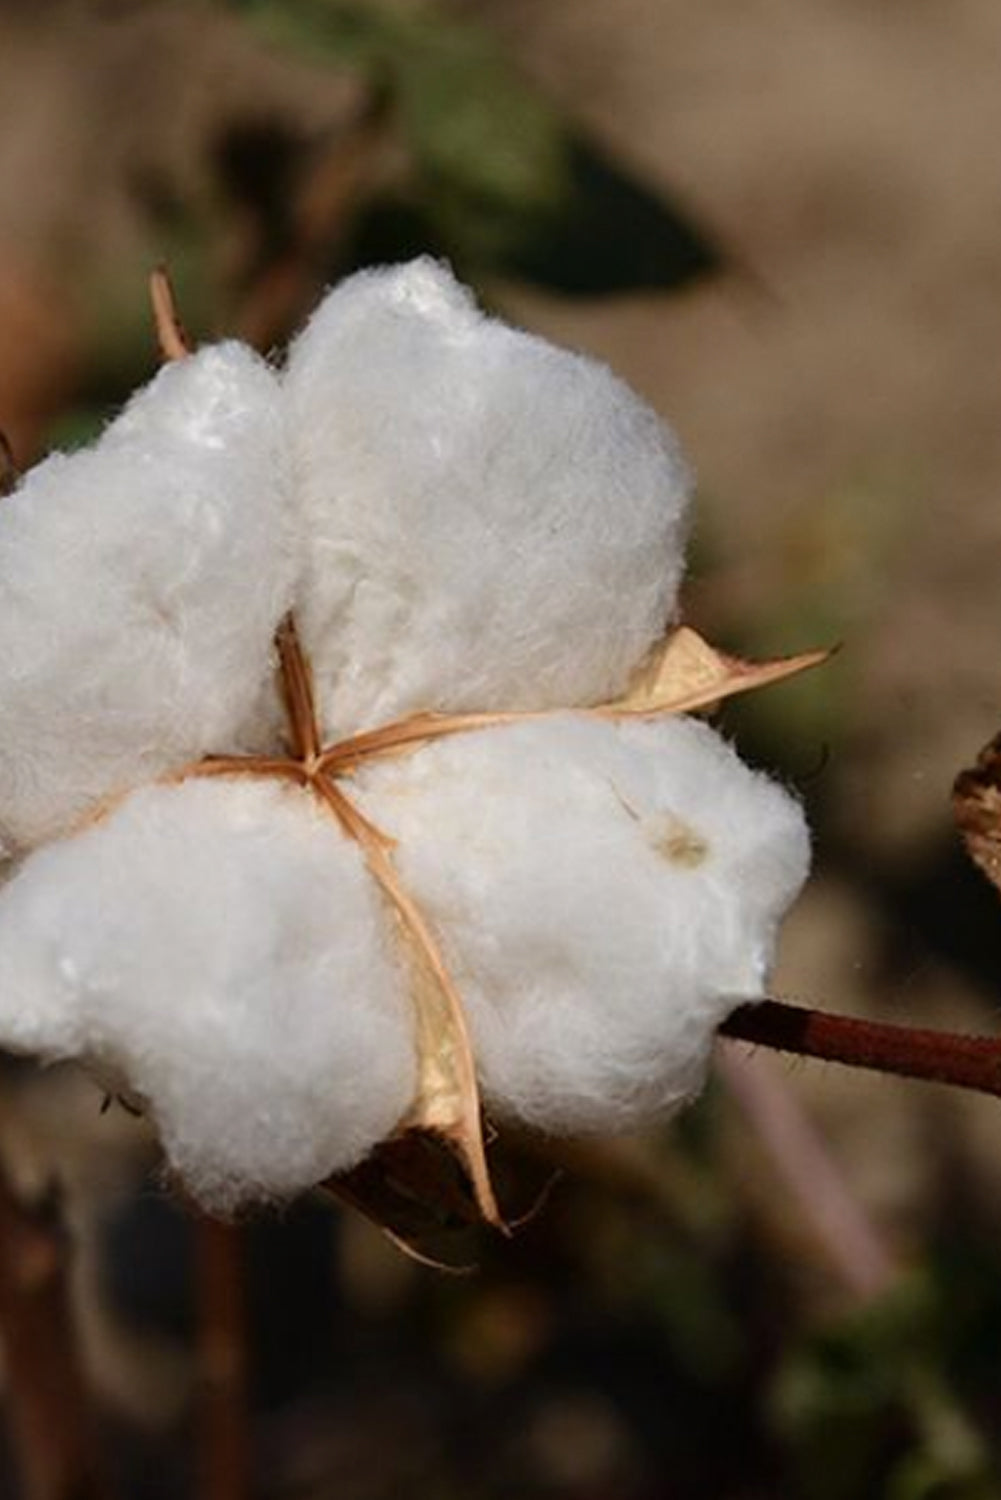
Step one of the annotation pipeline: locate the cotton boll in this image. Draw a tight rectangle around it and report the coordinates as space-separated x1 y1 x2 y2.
285 258 691 739
0 345 295 850
0 777 415 1209
354 716 809 1134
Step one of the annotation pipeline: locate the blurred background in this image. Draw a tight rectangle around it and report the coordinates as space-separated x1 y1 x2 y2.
2 1 1001 1496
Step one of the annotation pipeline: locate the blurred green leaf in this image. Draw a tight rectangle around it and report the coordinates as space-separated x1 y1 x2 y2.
240 0 720 293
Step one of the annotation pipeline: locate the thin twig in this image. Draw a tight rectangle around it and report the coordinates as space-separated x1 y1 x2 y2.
0 1166 111 1500
149 267 192 362
720 999 1001 1098
194 1217 250 1500
717 1044 897 1300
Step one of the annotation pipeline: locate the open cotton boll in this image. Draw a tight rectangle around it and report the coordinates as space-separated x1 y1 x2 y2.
0 777 415 1210
354 716 809 1135
0 344 295 850
285 258 691 739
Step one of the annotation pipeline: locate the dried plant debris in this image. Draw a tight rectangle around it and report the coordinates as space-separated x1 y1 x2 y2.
954 731 1001 895
0 258 823 1240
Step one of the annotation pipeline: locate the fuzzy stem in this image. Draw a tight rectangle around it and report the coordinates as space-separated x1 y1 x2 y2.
719 1000 1001 1098
0 1168 111 1500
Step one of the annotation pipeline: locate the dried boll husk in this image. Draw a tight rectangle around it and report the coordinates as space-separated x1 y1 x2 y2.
353 714 810 1136
0 344 295 853
284 258 691 741
0 777 416 1212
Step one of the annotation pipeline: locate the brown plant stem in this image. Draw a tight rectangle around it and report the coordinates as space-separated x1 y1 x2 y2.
194 1217 250 1500
0 1166 111 1500
720 999 1001 1099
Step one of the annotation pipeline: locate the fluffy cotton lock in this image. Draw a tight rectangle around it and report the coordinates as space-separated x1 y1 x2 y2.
0 344 294 852
0 776 416 1210
354 715 810 1134
284 257 691 739
0 256 813 1215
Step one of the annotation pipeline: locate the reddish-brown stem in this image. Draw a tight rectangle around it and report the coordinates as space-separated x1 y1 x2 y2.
720 999 1001 1098
0 1168 112 1500
194 1218 250 1500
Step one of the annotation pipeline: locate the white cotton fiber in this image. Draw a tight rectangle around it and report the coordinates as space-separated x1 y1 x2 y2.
354 716 809 1134
284 258 691 739
0 777 415 1209
0 345 295 851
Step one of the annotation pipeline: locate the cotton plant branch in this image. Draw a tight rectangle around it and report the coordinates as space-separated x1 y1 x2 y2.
720 999 1001 1100
194 1218 251 1500
719 993 1001 1313
0 1166 112 1500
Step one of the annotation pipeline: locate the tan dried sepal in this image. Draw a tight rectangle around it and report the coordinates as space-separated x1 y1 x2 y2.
598 625 832 719
312 774 503 1231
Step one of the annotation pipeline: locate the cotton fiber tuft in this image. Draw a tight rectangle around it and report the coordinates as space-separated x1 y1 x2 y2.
284 258 692 739
0 778 416 1210
0 345 295 851
354 715 810 1134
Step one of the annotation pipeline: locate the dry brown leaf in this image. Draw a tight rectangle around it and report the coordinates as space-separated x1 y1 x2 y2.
954 730 1001 895
598 625 832 719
